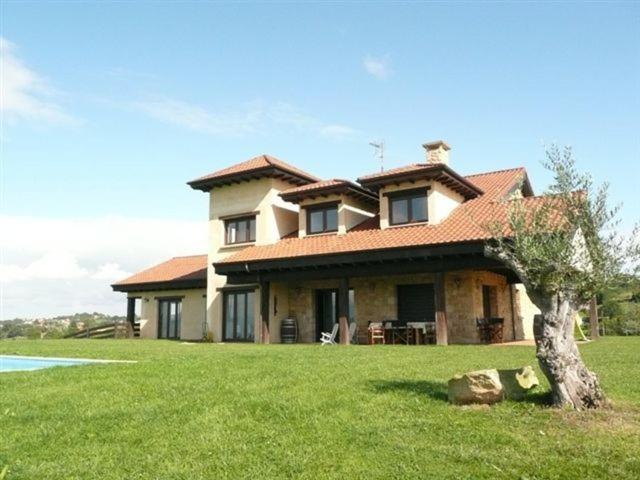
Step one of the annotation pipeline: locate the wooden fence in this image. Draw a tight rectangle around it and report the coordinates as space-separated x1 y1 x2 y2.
64 321 130 339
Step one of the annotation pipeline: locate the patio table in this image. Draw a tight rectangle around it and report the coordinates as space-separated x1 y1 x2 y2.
406 322 436 344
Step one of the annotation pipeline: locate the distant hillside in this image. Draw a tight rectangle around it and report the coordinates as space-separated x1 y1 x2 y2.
0 312 127 339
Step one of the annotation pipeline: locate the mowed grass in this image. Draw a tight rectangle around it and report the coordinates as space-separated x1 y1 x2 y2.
1 338 639 480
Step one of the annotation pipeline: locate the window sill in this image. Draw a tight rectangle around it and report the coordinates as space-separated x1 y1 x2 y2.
387 221 431 229
304 231 339 238
219 242 255 251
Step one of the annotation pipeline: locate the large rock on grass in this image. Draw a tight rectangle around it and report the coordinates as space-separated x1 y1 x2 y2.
498 366 539 400
448 369 504 405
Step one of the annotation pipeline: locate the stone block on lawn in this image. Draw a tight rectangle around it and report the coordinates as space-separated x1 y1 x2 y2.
498 366 540 400
448 369 504 405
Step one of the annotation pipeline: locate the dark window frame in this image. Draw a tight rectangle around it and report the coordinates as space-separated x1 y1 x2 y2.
223 289 255 342
306 202 339 234
157 297 182 339
224 215 256 245
388 188 429 226
482 285 498 318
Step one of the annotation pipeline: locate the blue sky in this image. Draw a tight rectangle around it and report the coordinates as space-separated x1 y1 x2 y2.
1 1 638 318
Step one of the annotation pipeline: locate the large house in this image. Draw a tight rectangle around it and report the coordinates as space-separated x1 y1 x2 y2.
112 141 541 344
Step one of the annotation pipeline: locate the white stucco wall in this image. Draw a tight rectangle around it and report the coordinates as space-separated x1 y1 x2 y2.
128 289 207 340
206 177 300 342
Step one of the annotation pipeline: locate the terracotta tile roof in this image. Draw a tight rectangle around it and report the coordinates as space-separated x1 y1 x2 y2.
112 255 207 290
357 162 483 199
188 154 320 191
358 163 434 181
217 167 532 265
280 178 378 204
282 178 350 194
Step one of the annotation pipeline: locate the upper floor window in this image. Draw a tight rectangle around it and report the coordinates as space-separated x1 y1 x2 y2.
307 204 338 234
389 189 428 225
225 216 256 244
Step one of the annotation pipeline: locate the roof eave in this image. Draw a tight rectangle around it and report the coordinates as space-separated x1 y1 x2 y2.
213 240 489 274
111 278 207 293
357 164 483 199
279 184 378 205
187 166 317 192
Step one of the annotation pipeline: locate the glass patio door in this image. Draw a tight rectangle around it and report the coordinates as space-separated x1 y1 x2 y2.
315 289 356 342
158 298 181 339
223 290 255 342
315 289 338 341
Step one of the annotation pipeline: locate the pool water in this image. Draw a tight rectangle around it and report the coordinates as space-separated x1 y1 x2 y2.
0 355 95 372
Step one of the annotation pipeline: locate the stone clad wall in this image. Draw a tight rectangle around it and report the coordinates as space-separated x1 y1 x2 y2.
280 270 518 345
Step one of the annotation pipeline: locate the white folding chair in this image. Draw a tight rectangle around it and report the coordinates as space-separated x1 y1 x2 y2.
320 323 339 345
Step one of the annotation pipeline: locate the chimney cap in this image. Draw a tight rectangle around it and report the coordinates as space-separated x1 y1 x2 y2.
422 140 451 151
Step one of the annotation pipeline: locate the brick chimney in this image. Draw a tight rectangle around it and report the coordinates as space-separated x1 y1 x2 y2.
423 140 451 165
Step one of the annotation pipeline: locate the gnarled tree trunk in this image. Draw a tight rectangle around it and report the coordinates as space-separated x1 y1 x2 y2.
530 291 608 409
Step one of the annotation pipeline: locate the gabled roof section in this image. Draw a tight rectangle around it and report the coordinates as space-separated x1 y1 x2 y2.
111 255 207 292
357 163 483 199
280 179 378 205
188 154 320 192
215 168 530 267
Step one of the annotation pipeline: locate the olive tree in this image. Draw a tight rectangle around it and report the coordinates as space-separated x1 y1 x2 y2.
485 146 639 409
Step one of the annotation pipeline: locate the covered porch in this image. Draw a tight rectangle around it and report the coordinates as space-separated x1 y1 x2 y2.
215 242 526 345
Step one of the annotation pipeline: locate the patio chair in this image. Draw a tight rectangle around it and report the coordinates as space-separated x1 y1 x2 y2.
368 322 385 345
320 323 339 346
349 322 358 344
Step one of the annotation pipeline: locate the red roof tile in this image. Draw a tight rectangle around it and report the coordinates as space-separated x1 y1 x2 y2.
217 167 532 265
282 178 350 194
112 255 207 290
358 163 433 181
357 162 483 199
280 179 378 204
188 154 320 191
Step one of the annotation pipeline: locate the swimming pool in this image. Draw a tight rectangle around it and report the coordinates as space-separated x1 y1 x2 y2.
0 355 122 372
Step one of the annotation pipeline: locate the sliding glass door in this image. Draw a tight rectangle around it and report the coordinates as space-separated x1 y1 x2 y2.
223 290 255 342
158 298 181 339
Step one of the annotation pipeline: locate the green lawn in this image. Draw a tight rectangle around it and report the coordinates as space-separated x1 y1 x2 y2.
1 338 639 480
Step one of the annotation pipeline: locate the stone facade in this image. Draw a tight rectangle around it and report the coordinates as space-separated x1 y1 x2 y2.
264 270 530 345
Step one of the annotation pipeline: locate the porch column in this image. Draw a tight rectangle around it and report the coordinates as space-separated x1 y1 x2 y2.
589 296 599 340
126 297 136 338
435 272 448 345
260 281 270 344
338 277 350 345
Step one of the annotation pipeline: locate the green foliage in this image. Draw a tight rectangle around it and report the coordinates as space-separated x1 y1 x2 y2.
0 339 639 479
0 313 126 339
487 145 640 304
597 276 640 335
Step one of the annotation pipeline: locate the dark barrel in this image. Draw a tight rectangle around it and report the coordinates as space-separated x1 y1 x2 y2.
281 318 298 344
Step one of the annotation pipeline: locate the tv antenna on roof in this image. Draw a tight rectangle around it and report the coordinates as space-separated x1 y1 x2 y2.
369 140 385 172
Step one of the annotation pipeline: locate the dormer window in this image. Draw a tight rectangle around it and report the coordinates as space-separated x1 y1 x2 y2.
225 216 256 244
389 188 428 225
307 203 338 234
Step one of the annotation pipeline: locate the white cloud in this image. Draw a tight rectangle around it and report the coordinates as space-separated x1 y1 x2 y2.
133 98 260 136
0 215 207 319
0 252 88 282
0 37 78 125
91 263 132 281
319 124 358 139
133 98 358 140
363 55 393 80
